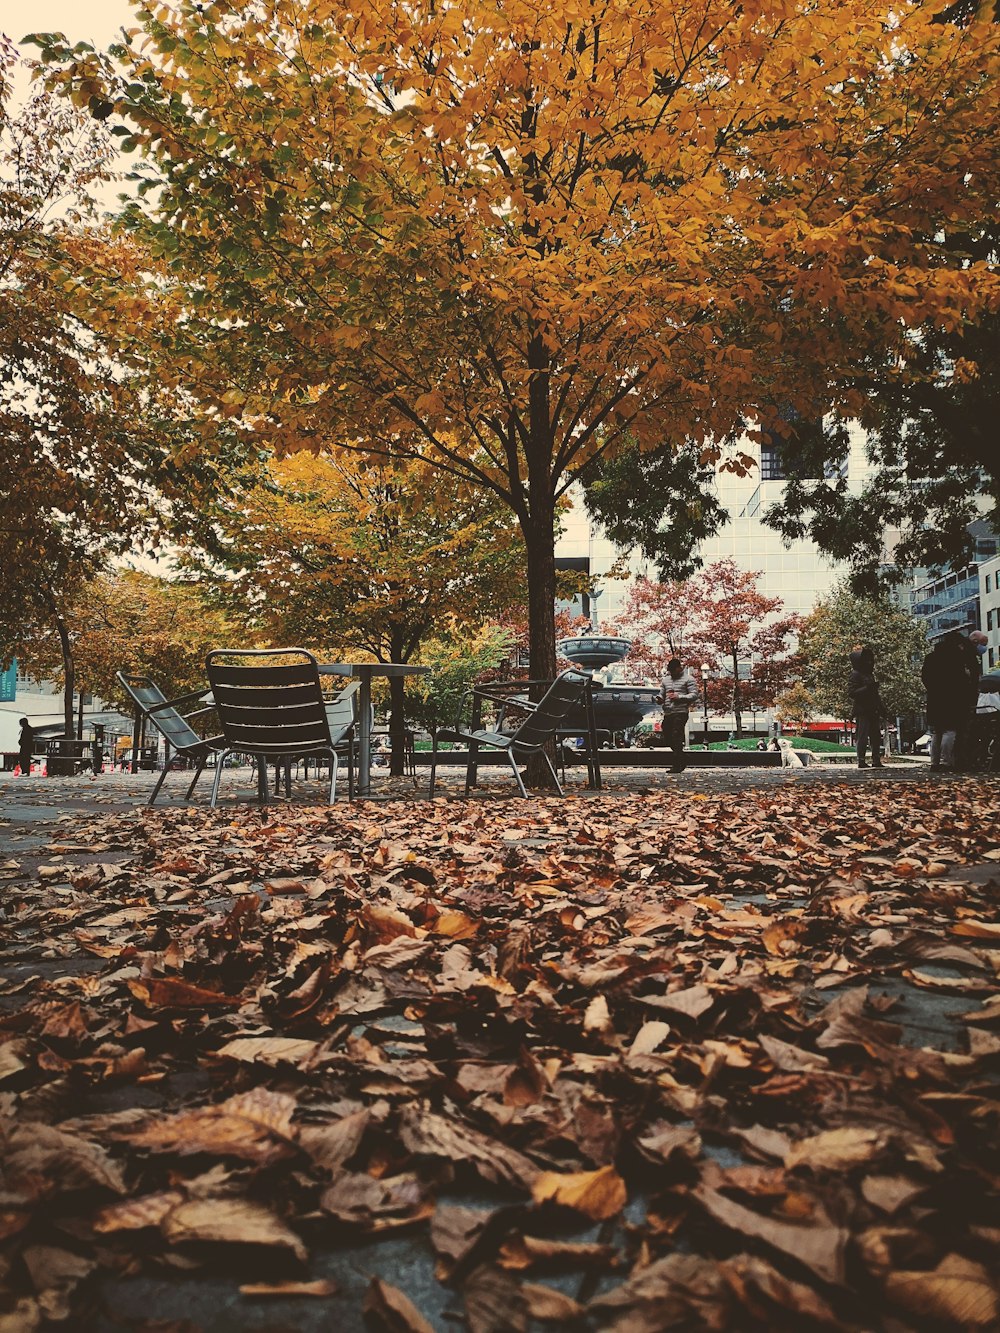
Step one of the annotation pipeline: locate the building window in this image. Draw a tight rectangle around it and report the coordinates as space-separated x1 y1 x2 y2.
987 574 993 593
760 445 786 482
989 610 994 631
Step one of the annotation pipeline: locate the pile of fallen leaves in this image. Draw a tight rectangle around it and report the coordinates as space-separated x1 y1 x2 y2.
1 780 1000 1331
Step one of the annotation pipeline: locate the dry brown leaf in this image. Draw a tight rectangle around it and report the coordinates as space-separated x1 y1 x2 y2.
240 1279 338 1298
861 1175 927 1216
628 1020 672 1057
499 1235 618 1272
721 1252 840 1326
125 1103 295 1165
213 1036 320 1067
127 977 240 1008
464 1263 529 1333
694 1186 846 1285
531 1165 627 1220
885 1254 999 1325
521 1282 584 1322
4 1122 127 1194
583 994 613 1036
644 984 714 1020
364 1276 436 1332
432 909 479 939
95 1190 185 1233
757 1034 829 1072
297 1109 370 1173
161 1197 307 1261
952 919 1000 940
637 1123 702 1165
399 1105 539 1189
320 1171 431 1230
785 1126 888 1173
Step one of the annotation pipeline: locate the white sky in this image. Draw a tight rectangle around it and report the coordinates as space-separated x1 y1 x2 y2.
3 0 138 51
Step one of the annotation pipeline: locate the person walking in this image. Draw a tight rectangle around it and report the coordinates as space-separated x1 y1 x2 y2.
17 718 35 775
848 647 886 768
922 633 974 772
659 658 699 773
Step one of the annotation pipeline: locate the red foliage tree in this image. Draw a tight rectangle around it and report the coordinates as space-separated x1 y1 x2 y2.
613 561 800 734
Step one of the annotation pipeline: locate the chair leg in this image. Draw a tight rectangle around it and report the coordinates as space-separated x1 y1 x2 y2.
184 756 207 802
507 749 529 798
429 736 438 797
329 752 338 804
147 764 170 807
210 752 230 809
284 761 291 798
541 748 566 797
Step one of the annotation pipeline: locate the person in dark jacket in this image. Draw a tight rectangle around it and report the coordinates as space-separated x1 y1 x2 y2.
17 718 35 774
922 633 974 772
848 648 886 768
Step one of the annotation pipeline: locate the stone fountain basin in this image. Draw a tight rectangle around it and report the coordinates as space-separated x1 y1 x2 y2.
566 684 661 732
558 636 631 670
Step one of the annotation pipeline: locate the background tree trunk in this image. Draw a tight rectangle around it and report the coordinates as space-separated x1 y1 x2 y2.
731 645 743 737
56 615 75 738
387 630 409 778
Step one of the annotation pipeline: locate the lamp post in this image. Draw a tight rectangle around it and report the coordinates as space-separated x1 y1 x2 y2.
701 664 710 746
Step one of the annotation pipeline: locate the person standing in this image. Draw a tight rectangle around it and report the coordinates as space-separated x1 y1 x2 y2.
17 718 35 775
848 647 886 768
957 630 987 768
922 633 974 772
659 658 699 773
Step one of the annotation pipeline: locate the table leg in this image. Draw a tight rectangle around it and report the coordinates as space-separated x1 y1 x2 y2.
585 678 602 790
357 672 372 796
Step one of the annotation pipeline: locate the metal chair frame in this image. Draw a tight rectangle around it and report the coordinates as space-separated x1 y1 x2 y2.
205 649 360 807
116 673 225 807
428 670 594 797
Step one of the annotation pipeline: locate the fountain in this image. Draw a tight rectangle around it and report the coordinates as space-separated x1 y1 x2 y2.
556 634 661 733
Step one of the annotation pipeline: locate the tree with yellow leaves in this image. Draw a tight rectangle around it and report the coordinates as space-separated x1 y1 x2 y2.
32 0 1000 683
184 450 524 772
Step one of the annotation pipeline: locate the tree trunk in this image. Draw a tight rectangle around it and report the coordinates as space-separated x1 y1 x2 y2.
387 630 408 777
521 499 559 787
56 615 75 738
731 646 743 737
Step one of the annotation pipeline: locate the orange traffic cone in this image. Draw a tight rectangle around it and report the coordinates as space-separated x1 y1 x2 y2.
12 763 20 776
41 762 48 777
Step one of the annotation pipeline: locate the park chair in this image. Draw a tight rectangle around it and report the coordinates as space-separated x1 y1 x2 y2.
428 669 593 798
206 649 360 806
116 672 225 807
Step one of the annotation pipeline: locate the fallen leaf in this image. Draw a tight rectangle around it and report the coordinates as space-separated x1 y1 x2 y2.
886 1253 998 1325
161 1197 307 1262
785 1126 888 1173
240 1279 338 1298
694 1186 846 1285
364 1276 436 1331
531 1165 627 1220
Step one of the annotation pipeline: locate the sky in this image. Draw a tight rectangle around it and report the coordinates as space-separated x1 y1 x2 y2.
4 0 137 51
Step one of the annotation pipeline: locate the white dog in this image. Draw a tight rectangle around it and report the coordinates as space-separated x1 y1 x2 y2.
778 739 804 768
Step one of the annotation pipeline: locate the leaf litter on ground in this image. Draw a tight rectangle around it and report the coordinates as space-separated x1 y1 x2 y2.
0 779 999 1328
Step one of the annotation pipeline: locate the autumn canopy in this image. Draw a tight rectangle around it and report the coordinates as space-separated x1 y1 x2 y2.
30 0 1000 672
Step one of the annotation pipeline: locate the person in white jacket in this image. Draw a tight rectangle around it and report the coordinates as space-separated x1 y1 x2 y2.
659 659 699 773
